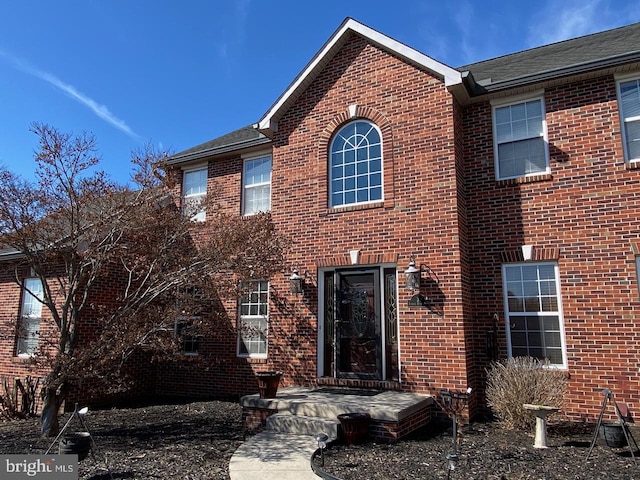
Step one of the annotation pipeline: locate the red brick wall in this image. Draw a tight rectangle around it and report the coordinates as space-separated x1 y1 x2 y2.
268 33 470 395
464 74 640 420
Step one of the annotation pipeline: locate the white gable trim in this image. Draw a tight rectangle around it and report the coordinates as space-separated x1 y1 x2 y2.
257 18 463 134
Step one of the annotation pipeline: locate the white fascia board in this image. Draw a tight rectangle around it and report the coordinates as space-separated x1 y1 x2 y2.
257 18 463 131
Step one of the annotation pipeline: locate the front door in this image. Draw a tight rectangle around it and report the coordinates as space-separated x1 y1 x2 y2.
321 267 398 381
336 270 380 378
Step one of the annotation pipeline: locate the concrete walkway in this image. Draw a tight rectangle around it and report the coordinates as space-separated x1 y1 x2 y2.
229 431 320 480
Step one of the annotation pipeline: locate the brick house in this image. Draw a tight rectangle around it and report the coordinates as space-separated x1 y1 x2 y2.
3 18 640 421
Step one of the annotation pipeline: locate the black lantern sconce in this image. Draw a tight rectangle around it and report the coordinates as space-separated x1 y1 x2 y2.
404 254 438 292
289 269 304 294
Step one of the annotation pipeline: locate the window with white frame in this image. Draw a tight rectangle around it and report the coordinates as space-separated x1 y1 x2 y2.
617 77 640 162
493 97 549 180
503 262 566 367
17 278 43 356
243 154 271 215
174 317 200 355
237 280 268 357
329 120 383 208
182 166 207 221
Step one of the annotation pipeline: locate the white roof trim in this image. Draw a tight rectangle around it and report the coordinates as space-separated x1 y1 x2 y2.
257 18 462 133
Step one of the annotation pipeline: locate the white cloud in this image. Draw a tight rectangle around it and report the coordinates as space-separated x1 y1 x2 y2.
0 49 138 139
528 0 625 47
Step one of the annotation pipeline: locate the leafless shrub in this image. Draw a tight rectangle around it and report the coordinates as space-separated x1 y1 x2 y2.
0 376 41 420
486 357 567 430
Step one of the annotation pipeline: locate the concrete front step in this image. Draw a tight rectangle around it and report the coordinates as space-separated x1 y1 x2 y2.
242 386 432 422
266 413 340 440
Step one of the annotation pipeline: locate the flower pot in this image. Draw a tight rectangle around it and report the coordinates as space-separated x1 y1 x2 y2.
256 371 283 399
59 431 91 461
602 423 628 448
337 412 370 445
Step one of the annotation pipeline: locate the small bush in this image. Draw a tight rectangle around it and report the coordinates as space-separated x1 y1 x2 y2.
486 357 567 430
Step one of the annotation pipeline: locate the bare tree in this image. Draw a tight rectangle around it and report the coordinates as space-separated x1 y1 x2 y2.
0 123 287 436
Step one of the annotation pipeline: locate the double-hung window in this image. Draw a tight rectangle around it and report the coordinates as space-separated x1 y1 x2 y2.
493 97 549 180
329 120 382 207
17 278 43 356
617 77 640 162
175 317 200 355
182 166 207 222
237 280 268 358
242 154 271 215
503 262 566 367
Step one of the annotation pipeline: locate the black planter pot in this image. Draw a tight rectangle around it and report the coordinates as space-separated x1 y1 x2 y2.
59 431 91 460
602 423 628 448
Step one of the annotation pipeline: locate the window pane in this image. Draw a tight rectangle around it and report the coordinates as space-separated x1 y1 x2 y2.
495 98 547 179
625 119 640 159
620 80 640 118
329 120 383 207
17 279 43 356
504 263 564 365
184 168 207 196
238 281 269 357
243 157 272 215
356 189 369 202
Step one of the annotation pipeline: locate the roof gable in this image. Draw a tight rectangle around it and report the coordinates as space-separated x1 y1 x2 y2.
256 17 463 136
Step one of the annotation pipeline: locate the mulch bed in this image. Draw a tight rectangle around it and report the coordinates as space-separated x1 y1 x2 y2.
0 399 244 479
319 420 640 479
0 400 638 479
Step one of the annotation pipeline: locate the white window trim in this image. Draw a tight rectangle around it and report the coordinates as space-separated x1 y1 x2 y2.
502 261 567 369
329 120 384 208
237 281 269 359
182 164 207 222
241 151 272 216
491 93 550 181
615 72 640 163
17 278 43 357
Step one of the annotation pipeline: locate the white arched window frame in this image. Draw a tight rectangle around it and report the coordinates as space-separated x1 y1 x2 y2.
329 120 383 208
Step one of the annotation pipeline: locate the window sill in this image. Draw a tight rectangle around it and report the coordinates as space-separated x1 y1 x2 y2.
12 355 35 364
324 201 385 215
496 173 552 186
238 356 268 363
625 161 640 170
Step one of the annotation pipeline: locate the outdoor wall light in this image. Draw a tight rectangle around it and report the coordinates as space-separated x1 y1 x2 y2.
404 254 438 291
289 269 304 294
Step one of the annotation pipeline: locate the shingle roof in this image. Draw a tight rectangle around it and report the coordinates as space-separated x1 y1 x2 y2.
169 21 640 163
460 22 640 92
167 125 270 165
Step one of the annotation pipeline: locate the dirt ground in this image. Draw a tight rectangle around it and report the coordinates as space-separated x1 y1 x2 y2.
0 400 638 479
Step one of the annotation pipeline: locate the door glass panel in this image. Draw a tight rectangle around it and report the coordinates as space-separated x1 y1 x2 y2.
337 272 379 377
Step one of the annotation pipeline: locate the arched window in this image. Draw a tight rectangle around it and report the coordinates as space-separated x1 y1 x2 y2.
329 120 382 207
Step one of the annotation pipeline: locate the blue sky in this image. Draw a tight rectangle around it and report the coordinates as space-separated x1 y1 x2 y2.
1 0 639 184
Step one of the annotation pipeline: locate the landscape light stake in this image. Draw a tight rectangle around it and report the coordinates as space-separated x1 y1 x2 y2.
316 433 329 467
438 388 471 479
